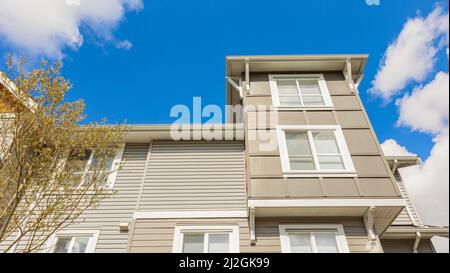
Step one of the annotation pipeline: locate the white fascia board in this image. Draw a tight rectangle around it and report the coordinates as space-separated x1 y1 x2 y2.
133 210 248 219
247 199 407 208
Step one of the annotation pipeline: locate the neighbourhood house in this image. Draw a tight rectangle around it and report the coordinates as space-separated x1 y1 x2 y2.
0 55 448 253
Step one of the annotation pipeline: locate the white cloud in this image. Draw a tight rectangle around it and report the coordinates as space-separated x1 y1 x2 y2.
369 6 449 101
0 0 143 59
381 139 417 156
399 128 449 252
115 40 133 50
382 130 449 253
396 72 449 134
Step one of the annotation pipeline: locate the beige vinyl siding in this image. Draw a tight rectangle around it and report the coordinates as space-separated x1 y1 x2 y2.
391 171 423 226
244 72 400 199
0 143 149 253
137 141 246 211
129 217 374 253
381 239 435 253
129 218 249 253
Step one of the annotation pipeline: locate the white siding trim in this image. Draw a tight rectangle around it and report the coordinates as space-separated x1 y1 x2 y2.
133 210 248 219
279 224 349 253
248 198 406 208
172 226 240 253
106 145 125 189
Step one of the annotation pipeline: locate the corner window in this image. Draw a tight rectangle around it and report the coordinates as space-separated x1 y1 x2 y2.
269 74 333 109
173 226 239 253
277 125 355 177
279 224 349 253
48 230 100 253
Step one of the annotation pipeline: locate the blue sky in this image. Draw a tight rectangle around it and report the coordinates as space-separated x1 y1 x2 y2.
0 0 448 160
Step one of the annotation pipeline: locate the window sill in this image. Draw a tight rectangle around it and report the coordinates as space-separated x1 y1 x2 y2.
283 171 357 178
273 106 335 111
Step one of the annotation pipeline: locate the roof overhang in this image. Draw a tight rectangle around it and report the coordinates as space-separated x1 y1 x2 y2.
248 198 405 236
123 123 245 142
226 54 368 77
382 226 449 239
0 71 38 111
385 156 422 172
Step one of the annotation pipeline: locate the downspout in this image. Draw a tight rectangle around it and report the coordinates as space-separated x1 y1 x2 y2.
245 59 250 95
249 207 256 245
413 232 422 253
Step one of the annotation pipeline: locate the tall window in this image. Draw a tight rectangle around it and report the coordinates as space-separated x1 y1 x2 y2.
277 126 355 176
173 226 239 253
279 224 349 253
269 74 333 108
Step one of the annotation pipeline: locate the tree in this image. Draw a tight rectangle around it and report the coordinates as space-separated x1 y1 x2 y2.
0 57 125 253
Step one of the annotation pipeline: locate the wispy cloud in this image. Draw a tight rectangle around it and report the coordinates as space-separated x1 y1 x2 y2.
0 0 143 59
369 5 448 101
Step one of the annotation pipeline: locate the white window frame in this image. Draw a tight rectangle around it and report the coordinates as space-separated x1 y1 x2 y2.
172 226 240 253
276 125 356 177
269 74 333 110
46 230 100 253
71 145 125 190
279 224 349 253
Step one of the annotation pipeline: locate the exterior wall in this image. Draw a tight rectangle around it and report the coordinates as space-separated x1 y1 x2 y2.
136 141 246 212
381 239 435 253
129 216 375 253
129 218 249 253
243 72 401 199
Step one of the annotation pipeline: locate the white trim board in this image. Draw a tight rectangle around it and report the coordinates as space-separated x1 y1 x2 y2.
248 199 406 208
133 210 248 219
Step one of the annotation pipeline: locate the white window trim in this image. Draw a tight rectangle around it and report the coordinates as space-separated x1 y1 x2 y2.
69 145 125 190
172 226 240 253
269 74 334 110
276 125 356 177
46 230 100 253
279 224 350 253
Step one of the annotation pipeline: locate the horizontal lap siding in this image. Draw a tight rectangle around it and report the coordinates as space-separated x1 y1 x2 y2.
129 218 249 253
138 142 246 211
391 172 422 226
381 239 435 253
67 143 148 253
130 217 373 253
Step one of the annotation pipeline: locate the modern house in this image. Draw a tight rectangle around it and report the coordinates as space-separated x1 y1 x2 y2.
0 55 448 253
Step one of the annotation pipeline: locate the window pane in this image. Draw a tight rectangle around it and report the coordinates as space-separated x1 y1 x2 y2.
318 155 345 170
289 156 315 170
54 237 71 253
208 234 229 253
289 233 312 253
298 80 321 95
285 132 311 156
91 153 115 171
72 237 89 253
277 80 299 95
302 95 325 106
315 233 339 253
182 234 204 253
277 81 301 106
312 131 340 154
279 95 301 106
